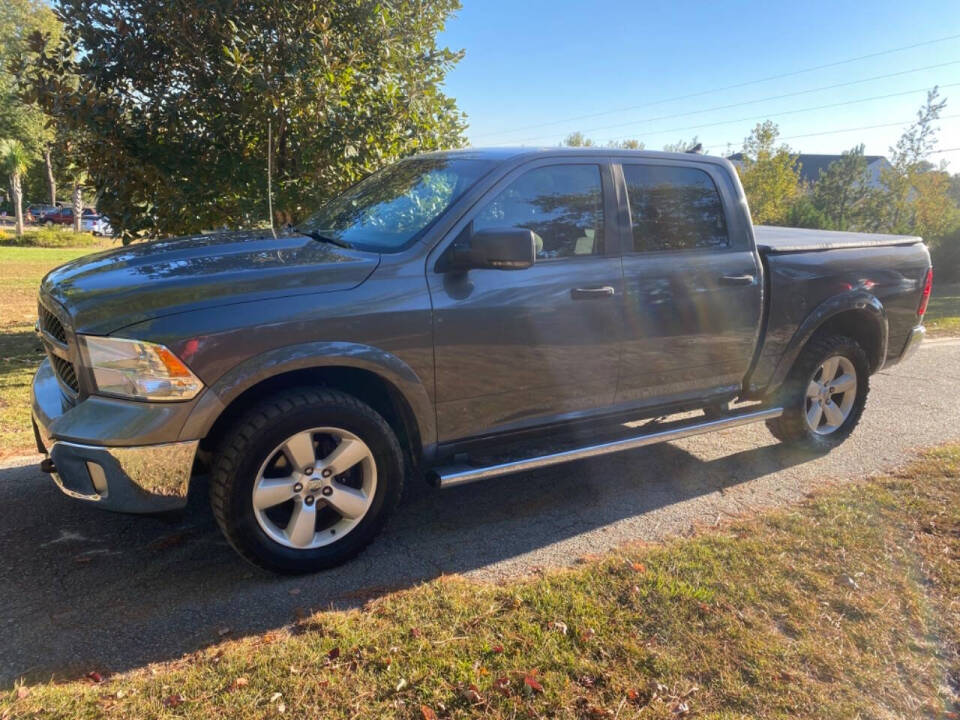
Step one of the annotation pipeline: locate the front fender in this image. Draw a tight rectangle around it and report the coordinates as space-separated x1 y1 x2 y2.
766 290 888 391
177 341 436 449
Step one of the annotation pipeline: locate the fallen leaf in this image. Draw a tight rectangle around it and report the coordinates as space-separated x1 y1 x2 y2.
396 678 408 692
232 677 248 690
420 705 437 720
580 628 596 642
162 694 183 708
327 647 340 661
16 686 29 699
548 620 568 635
493 676 510 696
277 702 286 713
410 627 421 638
490 644 504 654
270 692 282 702
460 683 483 704
86 671 103 684
523 671 544 693
631 562 646 573
673 700 690 715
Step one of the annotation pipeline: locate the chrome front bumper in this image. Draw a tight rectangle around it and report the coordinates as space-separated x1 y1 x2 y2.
32 359 197 513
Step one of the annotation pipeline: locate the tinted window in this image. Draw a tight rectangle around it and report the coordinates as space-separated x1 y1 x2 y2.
623 165 728 252
474 164 604 259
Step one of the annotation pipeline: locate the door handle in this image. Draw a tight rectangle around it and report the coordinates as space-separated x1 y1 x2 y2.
571 286 615 299
719 274 755 286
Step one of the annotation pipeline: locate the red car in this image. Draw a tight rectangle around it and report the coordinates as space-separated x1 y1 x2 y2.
42 207 96 226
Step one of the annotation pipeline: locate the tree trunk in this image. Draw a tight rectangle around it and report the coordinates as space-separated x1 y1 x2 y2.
12 172 24 238
72 182 82 233
44 147 56 208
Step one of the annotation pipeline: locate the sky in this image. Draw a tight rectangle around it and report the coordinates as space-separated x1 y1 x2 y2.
438 0 960 168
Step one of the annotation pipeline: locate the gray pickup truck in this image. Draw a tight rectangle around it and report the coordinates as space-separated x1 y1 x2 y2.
32 148 932 572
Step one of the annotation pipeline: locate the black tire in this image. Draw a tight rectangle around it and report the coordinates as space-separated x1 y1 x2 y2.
765 334 870 451
210 387 404 573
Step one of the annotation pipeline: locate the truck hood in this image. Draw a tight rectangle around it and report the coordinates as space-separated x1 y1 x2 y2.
41 230 381 335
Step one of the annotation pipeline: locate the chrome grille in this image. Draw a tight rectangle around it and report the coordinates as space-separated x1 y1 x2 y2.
38 304 67 343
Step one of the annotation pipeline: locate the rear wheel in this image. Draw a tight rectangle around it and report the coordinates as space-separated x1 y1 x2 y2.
210 387 404 573
766 334 869 451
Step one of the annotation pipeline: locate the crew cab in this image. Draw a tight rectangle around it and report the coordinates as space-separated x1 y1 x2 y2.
31 148 932 573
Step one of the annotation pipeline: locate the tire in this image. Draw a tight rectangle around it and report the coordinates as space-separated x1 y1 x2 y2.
765 334 870 451
210 387 404 573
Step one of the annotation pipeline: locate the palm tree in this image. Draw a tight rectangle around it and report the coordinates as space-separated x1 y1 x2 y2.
1 140 31 238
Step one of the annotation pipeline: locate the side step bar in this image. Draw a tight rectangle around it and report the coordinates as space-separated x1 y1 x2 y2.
429 406 783 489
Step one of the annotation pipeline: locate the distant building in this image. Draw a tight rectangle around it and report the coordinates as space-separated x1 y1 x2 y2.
726 153 892 188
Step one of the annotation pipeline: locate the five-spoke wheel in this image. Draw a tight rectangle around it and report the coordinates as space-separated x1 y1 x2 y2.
804 355 858 435
252 428 377 549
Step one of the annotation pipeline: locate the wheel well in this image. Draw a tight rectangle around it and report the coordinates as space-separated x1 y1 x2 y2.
199 367 422 469
813 310 885 372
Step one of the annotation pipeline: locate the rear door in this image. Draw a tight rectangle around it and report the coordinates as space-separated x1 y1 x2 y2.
427 160 624 444
615 160 761 405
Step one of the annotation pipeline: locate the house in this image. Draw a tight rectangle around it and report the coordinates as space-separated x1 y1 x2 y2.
726 153 891 188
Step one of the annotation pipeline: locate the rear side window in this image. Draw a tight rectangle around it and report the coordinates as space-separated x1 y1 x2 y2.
473 164 604 259
623 165 729 252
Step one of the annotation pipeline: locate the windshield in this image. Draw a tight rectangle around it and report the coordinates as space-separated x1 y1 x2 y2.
299 158 495 252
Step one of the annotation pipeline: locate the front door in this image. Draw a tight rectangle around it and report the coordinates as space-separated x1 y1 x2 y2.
428 161 624 444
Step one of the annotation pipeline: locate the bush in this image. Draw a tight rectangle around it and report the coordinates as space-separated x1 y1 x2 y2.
930 229 960 283
0 227 106 248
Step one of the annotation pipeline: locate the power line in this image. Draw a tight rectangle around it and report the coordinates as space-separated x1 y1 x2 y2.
590 83 960 147
471 32 960 141
507 60 959 145
703 114 960 152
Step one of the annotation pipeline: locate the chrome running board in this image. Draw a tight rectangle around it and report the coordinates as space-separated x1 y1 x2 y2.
429 406 783 489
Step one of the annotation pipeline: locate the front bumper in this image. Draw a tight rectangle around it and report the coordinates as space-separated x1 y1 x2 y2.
32 359 197 513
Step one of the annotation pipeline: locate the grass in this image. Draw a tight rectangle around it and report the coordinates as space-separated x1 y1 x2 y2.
926 282 960 336
0 227 110 249
4 445 959 719
0 245 115 459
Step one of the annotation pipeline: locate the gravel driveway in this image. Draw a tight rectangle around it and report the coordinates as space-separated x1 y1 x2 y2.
2 337 958 685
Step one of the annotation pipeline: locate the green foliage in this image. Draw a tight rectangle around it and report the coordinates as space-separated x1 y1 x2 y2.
25 0 467 240
736 121 802 225
0 226 102 247
810 144 872 230
562 132 644 150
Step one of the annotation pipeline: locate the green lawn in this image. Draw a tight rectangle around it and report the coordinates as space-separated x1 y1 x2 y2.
0 245 112 458
5 445 960 718
926 282 960 336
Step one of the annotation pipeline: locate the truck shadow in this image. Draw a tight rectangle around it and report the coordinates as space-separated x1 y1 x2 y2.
0 437 818 686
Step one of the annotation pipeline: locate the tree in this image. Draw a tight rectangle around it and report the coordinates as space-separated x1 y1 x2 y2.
26 0 467 240
874 88 949 234
811 145 871 230
562 132 643 149
662 137 703 153
2 0 60 203
735 121 802 225
1 139 31 236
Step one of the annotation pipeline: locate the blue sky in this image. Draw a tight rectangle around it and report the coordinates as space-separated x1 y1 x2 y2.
439 1 960 167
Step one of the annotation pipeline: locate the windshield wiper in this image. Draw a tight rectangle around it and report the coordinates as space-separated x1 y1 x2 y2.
300 229 353 249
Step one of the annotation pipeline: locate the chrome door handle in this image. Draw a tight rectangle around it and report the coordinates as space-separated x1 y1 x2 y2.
571 286 615 299
719 274 755 286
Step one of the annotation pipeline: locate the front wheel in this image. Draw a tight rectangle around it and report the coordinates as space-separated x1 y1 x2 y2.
766 334 870 451
210 387 404 573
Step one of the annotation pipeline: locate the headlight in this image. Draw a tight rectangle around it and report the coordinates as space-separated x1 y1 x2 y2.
79 335 203 401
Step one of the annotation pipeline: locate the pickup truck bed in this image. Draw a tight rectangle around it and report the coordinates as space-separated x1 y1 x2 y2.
755 225 923 253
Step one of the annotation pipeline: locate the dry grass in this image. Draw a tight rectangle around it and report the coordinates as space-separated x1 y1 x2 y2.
5 445 959 719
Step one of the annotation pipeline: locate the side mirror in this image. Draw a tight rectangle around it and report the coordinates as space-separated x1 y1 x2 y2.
449 228 536 271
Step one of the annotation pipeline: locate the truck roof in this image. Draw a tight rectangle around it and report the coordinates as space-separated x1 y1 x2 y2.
416 146 733 166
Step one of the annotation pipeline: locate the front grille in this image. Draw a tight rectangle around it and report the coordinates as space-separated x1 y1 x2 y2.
38 304 67 343
50 354 80 393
